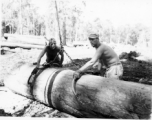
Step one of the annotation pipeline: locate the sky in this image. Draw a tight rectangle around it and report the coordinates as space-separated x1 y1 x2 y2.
32 0 152 28
83 0 152 27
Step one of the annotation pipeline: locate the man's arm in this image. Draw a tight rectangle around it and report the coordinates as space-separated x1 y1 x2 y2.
78 46 103 73
36 46 47 68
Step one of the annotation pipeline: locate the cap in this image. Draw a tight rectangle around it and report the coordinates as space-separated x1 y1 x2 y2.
88 34 99 39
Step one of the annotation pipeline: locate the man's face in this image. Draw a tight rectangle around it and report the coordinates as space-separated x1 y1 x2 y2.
49 40 56 49
89 38 98 47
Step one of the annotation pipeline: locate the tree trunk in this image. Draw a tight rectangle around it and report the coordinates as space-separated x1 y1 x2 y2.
38 24 41 36
4 63 152 119
19 0 23 35
62 18 67 46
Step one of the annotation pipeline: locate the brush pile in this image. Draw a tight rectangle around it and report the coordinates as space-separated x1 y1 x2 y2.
64 51 152 85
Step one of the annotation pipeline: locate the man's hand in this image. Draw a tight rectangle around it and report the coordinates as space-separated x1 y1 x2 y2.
59 62 63 67
59 63 63 67
32 67 39 74
43 62 49 66
73 70 82 79
93 62 99 69
36 63 41 69
72 70 83 95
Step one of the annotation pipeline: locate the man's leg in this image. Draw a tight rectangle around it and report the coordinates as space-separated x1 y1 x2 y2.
53 58 62 67
105 65 123 79
28 67 39 85
97 63 106 76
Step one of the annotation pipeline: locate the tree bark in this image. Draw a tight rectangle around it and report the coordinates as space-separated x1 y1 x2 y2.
4 63 152 119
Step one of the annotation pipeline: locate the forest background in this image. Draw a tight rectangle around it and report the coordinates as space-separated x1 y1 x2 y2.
1 0 152 48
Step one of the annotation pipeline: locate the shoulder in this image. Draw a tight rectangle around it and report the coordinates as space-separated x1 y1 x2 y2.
98 44 105 51
56 45 62 50
44 46 52 52
55 46 62 52
45 46 49 50
99 43 110 50
96 44 108 54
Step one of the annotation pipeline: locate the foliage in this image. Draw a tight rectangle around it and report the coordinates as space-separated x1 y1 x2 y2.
1 0 151 47
119 51 140 60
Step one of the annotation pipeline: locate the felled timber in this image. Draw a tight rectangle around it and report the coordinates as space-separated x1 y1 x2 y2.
4 63 152 119
4 33 46 46
1 41 44 49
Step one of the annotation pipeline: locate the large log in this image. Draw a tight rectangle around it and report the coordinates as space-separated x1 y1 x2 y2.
4 63 152 119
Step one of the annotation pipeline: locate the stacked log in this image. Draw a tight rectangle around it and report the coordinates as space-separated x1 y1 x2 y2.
4 63 152 119
3 33 46 46
1 34 46 50
1 41 44 50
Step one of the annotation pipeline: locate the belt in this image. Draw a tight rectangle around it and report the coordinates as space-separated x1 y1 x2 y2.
107 62 121 68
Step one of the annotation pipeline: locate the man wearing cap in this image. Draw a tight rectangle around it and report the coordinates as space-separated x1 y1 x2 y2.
73 34 123 80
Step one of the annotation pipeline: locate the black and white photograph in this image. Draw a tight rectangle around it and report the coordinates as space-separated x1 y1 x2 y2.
0 0 152 119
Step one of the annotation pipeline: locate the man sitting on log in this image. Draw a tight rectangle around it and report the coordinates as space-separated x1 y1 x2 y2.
28 38 64 85
73 33 123 80
36 38 64 68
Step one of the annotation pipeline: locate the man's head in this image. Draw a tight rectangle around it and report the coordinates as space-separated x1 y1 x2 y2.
88 34 100 48
48 38 56 49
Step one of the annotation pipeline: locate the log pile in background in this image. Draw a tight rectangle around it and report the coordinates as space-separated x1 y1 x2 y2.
1 34 46 52
3 33 46 46
1 42 44 50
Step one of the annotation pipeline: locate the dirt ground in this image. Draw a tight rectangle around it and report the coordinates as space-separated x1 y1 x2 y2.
0 46 152 118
